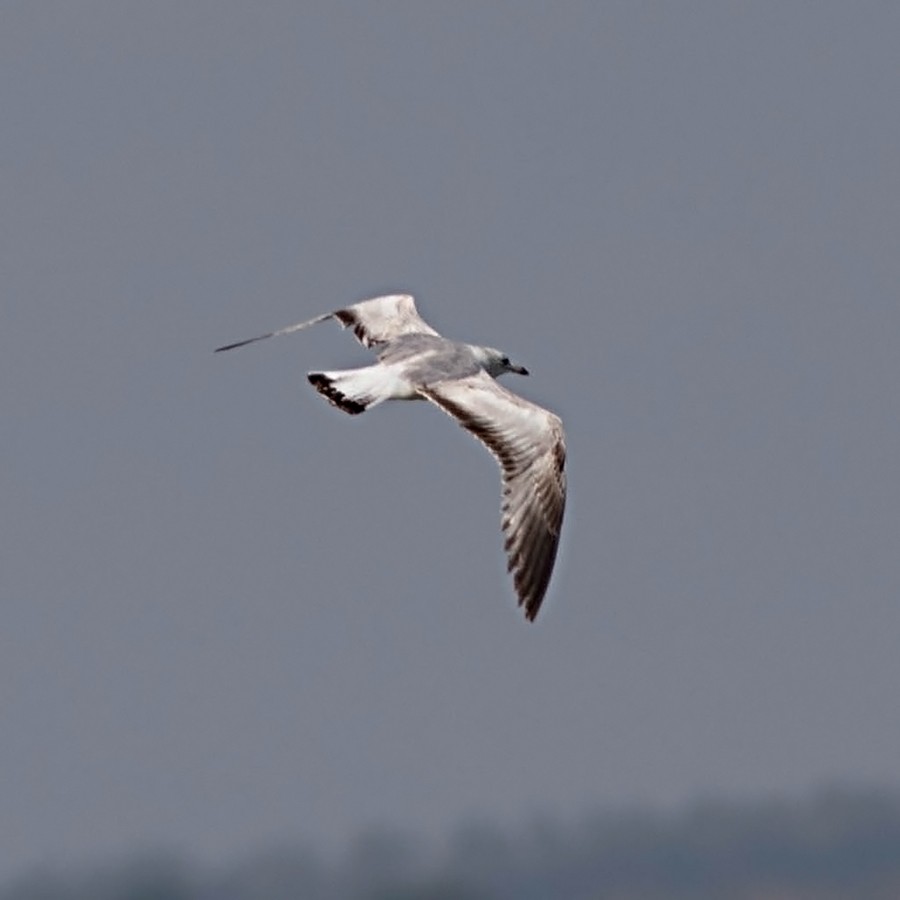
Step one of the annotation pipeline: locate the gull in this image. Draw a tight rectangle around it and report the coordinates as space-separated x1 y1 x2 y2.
216 294 566 621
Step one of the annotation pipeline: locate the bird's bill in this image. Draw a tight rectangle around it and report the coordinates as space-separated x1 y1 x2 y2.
511 364 529 376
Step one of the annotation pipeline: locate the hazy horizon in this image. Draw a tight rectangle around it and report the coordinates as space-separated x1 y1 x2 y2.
5 783 900 899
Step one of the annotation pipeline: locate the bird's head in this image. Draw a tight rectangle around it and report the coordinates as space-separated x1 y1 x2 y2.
479 346 529 378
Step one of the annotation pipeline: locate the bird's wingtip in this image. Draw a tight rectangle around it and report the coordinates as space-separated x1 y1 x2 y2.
214 333 274 353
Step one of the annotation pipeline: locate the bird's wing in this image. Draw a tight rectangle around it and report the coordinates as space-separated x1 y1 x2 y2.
214 294 439 353
332 294 440 348
214 312 333 352
418 370 566 621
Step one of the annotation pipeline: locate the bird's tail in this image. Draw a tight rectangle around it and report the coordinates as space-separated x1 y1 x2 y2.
307 366 395 415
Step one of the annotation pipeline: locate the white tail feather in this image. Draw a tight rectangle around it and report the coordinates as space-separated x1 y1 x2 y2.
307 366 401 415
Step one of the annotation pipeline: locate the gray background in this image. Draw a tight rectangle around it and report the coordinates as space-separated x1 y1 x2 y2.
2 1 899 880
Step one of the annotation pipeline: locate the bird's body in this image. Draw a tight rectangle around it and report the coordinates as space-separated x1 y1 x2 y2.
216 294 566 620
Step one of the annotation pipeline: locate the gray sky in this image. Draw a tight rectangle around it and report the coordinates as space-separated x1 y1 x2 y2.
2 0 899 880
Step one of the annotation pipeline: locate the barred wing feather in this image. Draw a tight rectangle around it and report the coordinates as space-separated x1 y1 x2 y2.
419 371 566 620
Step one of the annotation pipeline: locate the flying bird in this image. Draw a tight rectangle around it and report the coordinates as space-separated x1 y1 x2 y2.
216 294 566 621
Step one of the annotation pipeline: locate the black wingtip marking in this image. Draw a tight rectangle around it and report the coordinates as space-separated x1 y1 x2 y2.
214 334 272 352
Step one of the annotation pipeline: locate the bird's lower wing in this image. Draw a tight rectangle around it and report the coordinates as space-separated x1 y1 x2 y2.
418 371 566 621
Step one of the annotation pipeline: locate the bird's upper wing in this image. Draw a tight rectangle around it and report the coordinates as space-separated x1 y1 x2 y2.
215 294 439 353
418 370 566 621
332 294 440 348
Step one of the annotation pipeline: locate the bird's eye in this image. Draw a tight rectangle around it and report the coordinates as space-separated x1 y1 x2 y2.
501 356 510 365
